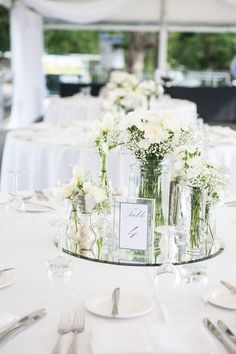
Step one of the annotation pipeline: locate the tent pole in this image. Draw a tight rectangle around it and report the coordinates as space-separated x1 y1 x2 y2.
156 0 168 78
157 26 168 76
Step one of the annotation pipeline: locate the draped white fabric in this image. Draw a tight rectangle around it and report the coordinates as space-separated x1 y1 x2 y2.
218 0 236 11
9 1 45 128
21 0 130 23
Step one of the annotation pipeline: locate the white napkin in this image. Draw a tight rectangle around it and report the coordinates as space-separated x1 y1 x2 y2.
90 323 217 354
0 312 18 330
149 324 217 354
90 324 152 354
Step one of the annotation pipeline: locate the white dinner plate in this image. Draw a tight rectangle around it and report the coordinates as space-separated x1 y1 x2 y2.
205 285 236 310
0 270 16 289
85 292 153 319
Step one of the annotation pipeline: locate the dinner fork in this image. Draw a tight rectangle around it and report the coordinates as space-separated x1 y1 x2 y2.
52 312 71 354
67 308 85 354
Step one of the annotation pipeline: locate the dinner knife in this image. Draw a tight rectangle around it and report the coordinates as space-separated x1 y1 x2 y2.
218 320 236 344
204 317 236 354
0 308 46 345
0 268 14 274
220 280 236 294
111 287 120 317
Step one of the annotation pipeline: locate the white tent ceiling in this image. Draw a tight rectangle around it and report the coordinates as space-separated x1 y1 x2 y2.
22 0 236 32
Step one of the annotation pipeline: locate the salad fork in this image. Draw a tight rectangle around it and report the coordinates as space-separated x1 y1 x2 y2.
52 312 71 354
67 308 85 354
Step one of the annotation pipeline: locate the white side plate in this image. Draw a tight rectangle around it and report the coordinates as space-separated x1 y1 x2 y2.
205 285 236 310
85 293 153 319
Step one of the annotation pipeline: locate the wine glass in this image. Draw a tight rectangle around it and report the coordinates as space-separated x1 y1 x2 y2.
154 225 181 291
5 169 25 212
47 222 72 279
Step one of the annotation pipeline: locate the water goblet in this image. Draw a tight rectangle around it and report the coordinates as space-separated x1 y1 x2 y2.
5 169 25 212
154 225 181 292
47 222 72 279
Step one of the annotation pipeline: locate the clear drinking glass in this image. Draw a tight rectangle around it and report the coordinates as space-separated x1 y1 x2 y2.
154 225 181 292
5 169 25 212
47 222 72 279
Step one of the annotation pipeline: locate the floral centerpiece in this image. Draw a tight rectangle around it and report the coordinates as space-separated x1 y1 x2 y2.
87 113 121 194
101 87 146 114
119 109 189 229
59 165 109 256
173 146 229 252
59 165 109 215
138 80 164 109
100 71 146 114
105 70 138 90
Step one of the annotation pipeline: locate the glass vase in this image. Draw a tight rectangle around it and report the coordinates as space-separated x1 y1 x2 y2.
187 186 205 256
168 179 189 247
77 213 96 258
66 200 80 254
129 161 170 259
99 152 111 198
204 201 216 250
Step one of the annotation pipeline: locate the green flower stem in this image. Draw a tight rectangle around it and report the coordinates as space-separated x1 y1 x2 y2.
190 189 203 249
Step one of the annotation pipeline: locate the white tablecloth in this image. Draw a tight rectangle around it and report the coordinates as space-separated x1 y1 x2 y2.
151 96 197 125
0 125 134 192
2 123 236 193
44 95 102 125
0 197 235 353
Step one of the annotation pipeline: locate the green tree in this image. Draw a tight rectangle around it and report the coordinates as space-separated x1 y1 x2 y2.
168 32 236 70
44 30 99 54
0 6 10 52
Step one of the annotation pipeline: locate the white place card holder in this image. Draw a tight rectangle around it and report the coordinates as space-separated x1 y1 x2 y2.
113 197 155 264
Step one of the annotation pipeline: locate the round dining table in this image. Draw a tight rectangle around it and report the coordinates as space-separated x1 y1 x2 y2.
2 123 236 194
0 193 235 353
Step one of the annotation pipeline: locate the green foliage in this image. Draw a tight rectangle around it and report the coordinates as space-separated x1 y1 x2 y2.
44 30 99 54
0 6 10 52
168 32 236 70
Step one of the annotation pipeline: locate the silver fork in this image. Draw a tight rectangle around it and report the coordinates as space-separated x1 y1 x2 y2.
67 308 85 354
52 313 71 354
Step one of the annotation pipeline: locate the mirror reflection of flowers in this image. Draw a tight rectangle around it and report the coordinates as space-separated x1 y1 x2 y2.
59 165 110 215
87 113 121 194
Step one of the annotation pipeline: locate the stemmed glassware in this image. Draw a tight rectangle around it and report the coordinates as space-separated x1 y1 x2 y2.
47 221 72 279
154 225 180 290
5 169 25 212
47 185 72 279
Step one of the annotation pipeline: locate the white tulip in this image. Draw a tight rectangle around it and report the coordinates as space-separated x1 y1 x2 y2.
72 165 85 181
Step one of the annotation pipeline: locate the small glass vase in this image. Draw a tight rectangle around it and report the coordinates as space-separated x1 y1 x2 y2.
77 213 96 257
66 200 80 254
187 186 205 256
99 152 111 197
204 201 216 250
129 161 170 260
131 162 170 227
168 179 189 247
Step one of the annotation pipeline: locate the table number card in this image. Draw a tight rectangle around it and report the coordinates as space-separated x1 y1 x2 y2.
119 202 149 251
113 197 155 264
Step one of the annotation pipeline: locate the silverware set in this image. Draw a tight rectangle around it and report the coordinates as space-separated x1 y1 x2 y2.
52 308 85 354
0 309 46 346
204 317 236 353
